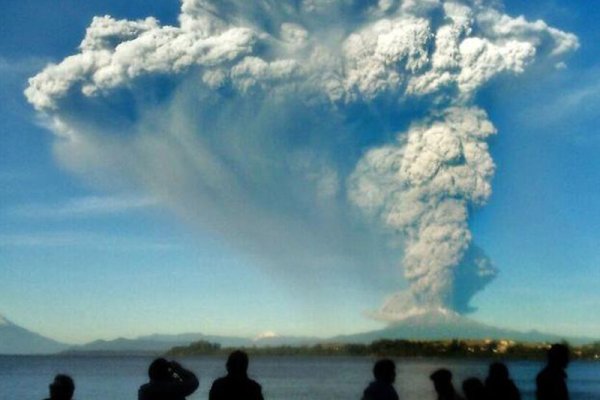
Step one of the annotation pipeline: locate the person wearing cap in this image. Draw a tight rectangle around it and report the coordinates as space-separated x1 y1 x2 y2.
45 374 75 400
430 368 464 400
362 358 399 400
536 344 570 400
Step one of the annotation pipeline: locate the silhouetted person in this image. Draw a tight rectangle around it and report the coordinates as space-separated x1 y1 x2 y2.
45 374 75 400
138 358 199 400
462 377 485 400
430 369 464 400
209 350 264 400
362 359 399 400
536 344 570 400
485 362 521 400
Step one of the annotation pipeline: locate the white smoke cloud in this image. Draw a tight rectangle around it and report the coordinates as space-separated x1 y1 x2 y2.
25 0 577 320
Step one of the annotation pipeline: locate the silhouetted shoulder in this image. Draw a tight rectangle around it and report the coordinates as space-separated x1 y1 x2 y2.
485 362 521 400
507 380 521 400
209 376 263 400
210 350 264 400
46 374 75 400
138 359 199 400
536 366 568 400
536 343 570 400
462 377 485 400
430 368 464 400
362 358 399 400
362 381 399 400
139 380 199 400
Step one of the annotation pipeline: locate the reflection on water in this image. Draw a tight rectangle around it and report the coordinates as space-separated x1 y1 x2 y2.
1 355 599 400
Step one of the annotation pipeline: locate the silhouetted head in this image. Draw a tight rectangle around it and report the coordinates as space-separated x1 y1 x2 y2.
49 374 75 400
488 362 509 382
226 350 249 377
373 359 396 384
430 368 454 396
462 377 485 400
148 358 172 382
547 344 569 369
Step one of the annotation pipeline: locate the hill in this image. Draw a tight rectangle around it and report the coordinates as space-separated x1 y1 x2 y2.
64 333 251 355
0 315 68 354
66 332 320 355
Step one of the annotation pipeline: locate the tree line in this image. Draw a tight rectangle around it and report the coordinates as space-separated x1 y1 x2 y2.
166 339 600 360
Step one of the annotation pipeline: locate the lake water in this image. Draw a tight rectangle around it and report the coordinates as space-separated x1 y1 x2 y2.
1 355 599 400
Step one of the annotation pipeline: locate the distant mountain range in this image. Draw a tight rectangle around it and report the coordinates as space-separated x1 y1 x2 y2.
0 315 68 354
0 311 596 355
64 332 321 355
62 333 250 355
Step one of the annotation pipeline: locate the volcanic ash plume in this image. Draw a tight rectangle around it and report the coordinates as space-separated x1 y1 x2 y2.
25 0 578 320
349 107 498 318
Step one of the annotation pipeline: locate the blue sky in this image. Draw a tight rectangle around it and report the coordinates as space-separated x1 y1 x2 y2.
1 0 599 344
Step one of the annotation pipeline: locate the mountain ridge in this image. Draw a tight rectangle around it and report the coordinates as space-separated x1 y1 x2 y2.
0 314 69 355
1 311 596 355
331 311 595 345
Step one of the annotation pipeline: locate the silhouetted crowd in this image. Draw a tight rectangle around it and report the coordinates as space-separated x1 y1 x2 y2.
43 343 571 400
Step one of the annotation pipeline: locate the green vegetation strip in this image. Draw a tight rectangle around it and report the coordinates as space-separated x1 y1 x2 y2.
166 339 600 360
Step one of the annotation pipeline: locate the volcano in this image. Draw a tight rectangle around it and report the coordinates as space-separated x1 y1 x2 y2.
333 310 594 345
0 314 68 354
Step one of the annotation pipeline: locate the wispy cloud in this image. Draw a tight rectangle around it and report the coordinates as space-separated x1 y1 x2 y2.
9 195 160 219
539 82 600 124
0 233 77 247
0 56 49 75
517 67 600 133
0 57 51 118
0 231 178 251
0 170 32 183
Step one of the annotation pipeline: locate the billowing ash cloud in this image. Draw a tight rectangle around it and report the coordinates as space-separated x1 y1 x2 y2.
349 107 498 317
25 0 577 320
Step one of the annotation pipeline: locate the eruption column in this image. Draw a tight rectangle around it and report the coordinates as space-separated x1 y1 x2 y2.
350 107 497 317
24 0 578 320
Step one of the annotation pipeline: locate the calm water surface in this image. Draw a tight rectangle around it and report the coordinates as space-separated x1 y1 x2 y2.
1 355 599 400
